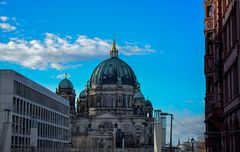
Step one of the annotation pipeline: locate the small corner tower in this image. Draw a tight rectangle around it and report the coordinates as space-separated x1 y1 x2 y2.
56 74 76 115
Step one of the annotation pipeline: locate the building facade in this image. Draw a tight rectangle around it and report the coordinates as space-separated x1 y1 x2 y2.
0 70 70 152
153 110 166 152
57 40 154 152
204 0 240 151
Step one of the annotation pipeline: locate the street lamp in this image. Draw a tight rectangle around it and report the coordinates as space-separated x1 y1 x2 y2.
191 137 195 152
161 112 173 152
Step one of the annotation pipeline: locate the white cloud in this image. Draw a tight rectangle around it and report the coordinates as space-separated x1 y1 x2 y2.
50 63 65 70
0 16 8 22
0 33 155 70
165 112 205 145
56 73 71 79
0 23 16 32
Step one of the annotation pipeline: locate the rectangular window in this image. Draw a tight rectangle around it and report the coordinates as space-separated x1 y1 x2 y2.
223 28 227 57
13 97 16 112
227 22 231 51
224 75 228 104
16 99 19 113
207 77 214 93
3 109 11 123
16 116 19 134
232 7 237 45
22 118 25 135
20 100 23 114
26 102 29 116
206 5 213 18
207 43 213 55
206 32 213 55
30 104 32 116
233 61 238 98
23 101 26 115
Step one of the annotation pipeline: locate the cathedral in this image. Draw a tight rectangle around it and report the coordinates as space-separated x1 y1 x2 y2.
56 40 154 151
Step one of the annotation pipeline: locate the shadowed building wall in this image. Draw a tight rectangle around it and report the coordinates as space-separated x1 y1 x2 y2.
204 0 240 151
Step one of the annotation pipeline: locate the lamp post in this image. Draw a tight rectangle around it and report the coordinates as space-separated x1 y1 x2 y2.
191 138 194 152
161 112 173 152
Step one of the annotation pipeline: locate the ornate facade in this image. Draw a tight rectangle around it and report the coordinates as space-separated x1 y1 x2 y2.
204 0 240 151
57 40 154 151
56 75 76 115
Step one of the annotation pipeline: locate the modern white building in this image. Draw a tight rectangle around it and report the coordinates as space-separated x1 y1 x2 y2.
154 110 166 152
0 70 70 152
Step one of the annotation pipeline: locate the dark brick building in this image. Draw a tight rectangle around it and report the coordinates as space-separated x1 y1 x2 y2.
204 0 240 151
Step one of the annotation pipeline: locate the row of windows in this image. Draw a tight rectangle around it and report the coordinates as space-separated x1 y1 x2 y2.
14 80 68 115
223 60 239 103
74 123 153 135
10 136 68 149
88 95 133 108
11 136 30 148
222 135 240 152
38 122 69 140
223 6 238 58
38 140 69 149
12 115 31 135
13 97 69 127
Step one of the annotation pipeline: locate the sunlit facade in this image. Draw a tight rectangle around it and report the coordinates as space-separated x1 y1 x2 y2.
0 70 70 152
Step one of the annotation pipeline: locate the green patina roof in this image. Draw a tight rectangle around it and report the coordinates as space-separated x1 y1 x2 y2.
79 89 86 98
145 99 152 106
58 78 74 89
90 57 137 86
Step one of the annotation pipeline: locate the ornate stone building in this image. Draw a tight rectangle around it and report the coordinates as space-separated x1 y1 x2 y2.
56 75 76 116
204 0 240 151
57 40 154 151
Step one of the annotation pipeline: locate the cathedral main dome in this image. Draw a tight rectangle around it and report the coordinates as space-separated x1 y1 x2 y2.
90 40 137 86
90 58 137 86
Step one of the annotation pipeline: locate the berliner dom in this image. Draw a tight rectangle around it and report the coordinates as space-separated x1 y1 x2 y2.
57 39 154 151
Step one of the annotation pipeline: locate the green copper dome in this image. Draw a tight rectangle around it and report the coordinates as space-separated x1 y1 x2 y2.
79 90 86 98
145 99 152 106
58 78 74 89
90 57 137 86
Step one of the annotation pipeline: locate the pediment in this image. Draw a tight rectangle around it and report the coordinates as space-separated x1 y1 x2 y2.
95 112 117 119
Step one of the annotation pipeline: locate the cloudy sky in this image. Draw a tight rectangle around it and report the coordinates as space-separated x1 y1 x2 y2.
0 0 205 144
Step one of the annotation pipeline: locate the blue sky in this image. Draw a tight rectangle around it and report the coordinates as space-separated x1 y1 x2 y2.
0 0 205 144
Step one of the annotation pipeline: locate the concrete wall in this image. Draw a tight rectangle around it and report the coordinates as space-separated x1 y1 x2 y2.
0 70 14 152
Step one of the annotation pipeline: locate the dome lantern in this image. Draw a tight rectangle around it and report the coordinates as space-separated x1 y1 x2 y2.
110 37 118 58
